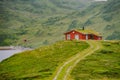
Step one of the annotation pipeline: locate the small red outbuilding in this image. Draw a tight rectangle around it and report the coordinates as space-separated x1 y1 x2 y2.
64 29 102 40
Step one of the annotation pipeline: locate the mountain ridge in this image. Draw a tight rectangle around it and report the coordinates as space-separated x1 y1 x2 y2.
0 0 120 47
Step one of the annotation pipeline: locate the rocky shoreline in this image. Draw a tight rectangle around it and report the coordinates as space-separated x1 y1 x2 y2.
0 46 15 50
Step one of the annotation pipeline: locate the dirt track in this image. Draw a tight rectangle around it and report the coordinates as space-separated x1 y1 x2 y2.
52 41 101 80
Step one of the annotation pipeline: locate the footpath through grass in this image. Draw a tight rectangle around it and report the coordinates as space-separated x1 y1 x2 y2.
51 40 101 80
71 40 120 80
0 41 89 80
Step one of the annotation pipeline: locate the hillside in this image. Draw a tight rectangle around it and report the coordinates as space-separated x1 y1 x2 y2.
62 0 120 39
79 0 120 40
0 40 120 80
71 41 120 80
0 0 120 47
0 0 92 47
0 41 89 80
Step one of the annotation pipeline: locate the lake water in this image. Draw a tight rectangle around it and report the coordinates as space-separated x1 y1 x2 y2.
0 49 23 62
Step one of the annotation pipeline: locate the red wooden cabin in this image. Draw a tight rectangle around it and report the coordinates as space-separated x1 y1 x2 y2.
64 29 102 40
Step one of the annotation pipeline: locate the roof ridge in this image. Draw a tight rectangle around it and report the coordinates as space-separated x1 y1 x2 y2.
74 29 101 36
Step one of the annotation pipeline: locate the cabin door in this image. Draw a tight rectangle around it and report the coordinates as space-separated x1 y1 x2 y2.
86 34 88 40
75 34 79 40
90 34 94 40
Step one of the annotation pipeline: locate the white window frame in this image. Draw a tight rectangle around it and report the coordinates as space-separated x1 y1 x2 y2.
86 34 88 40
67 34 70 40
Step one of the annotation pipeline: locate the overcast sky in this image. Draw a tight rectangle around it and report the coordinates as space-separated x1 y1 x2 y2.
95 0 107 1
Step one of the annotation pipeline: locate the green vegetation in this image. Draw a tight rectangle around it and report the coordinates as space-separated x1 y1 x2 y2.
71 41 120 80
0 0 92 47
0 31 17 46
107 31 120 40
0 41 89 80
0 0 120 47
79 0 120 40
76 29 100 36
51 41 101 80
0 0 120 79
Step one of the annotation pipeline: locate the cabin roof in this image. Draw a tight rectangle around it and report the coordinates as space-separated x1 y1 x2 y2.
65 29 102 36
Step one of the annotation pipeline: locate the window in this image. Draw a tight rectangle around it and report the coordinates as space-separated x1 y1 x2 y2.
67 34 70 40
86 34 88 40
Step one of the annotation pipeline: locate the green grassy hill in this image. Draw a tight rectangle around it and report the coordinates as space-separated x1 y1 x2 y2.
62 0 120 40
0 40 120 80
80 0 120 40
0 41 89 80
71 40 120 80
0 0 120 47
0 0 92 47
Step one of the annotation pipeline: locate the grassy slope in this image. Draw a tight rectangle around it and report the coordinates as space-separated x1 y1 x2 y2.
0 41 89 80
85 0 120 40
0 0 120 47
71 40 120 80
67 0 120 40
0 0 92 47
51 41 101 80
